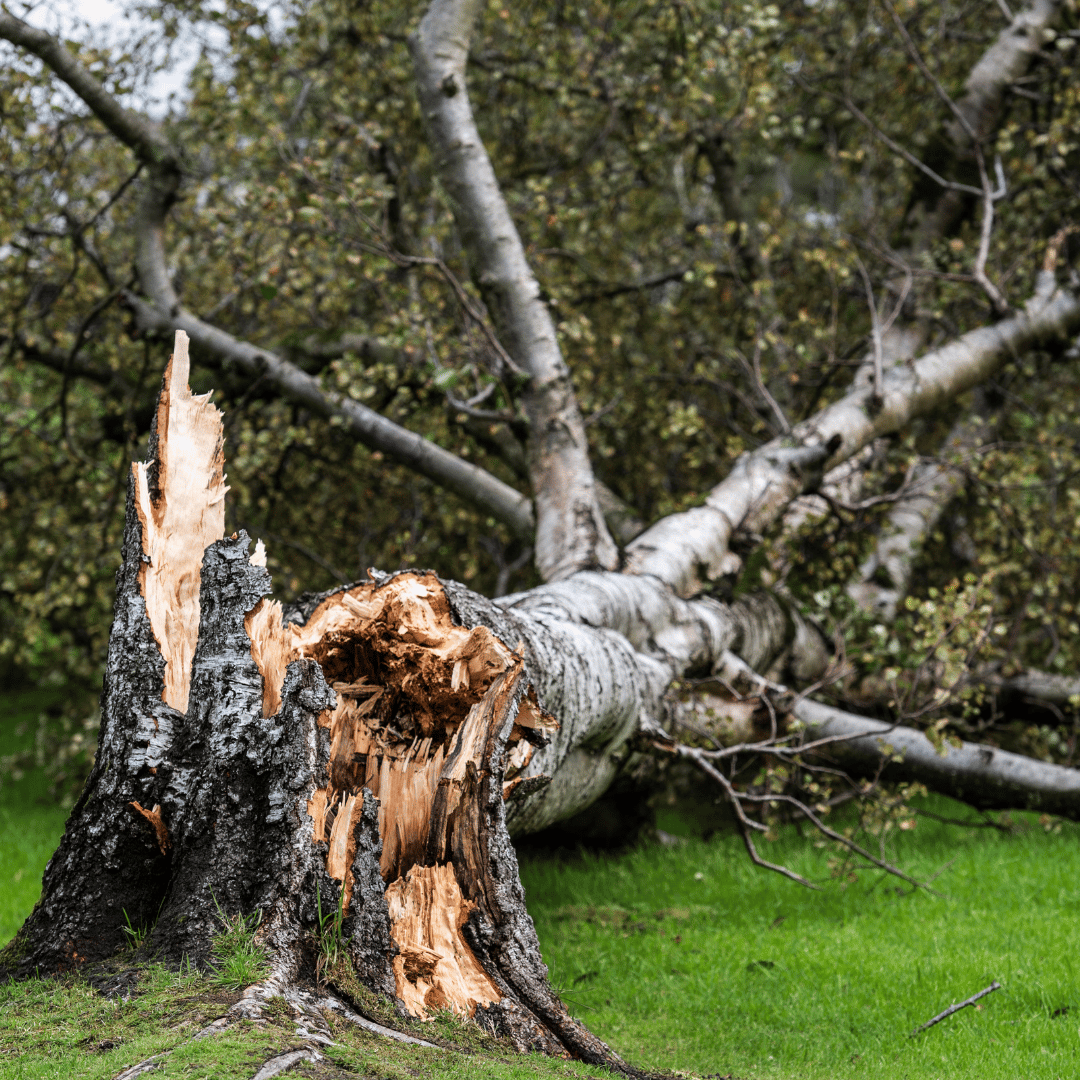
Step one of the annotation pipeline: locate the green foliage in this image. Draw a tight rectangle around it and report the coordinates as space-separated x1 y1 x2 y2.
313 880 346 982
209 899 269 991
120 910 148 952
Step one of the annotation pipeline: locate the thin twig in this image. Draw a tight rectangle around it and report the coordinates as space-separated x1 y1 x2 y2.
912 981 1001 1036
822 85 984 197
681 747 821 890
882 0 980 145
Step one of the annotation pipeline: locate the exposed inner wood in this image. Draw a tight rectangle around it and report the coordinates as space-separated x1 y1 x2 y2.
129 801 170 855
133 330 228 714
385 863 500 1016
245 543 288 717
126 362 555 1018
248 571 557 1018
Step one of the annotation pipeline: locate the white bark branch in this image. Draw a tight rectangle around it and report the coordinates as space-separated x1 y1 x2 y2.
625 276 1080 597
128 298 534 537
0 13 177 173
976 669 1080 708
848 409 995 620
795 698 1080 820
410 0 617 582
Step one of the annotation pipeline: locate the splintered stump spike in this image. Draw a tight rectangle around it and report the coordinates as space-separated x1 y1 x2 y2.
1 335 631 1071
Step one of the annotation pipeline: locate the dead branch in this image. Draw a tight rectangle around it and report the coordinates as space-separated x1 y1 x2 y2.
912 981 1001 1036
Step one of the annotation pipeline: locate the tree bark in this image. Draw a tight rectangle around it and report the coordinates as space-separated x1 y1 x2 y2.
796 698 1080 819
848 406 995 620
1 333 631 1071
410 0 618 582
625 275 1080 596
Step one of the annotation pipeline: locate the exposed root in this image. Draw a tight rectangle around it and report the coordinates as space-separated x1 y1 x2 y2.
252 1049 320 1079
112 970 437 1080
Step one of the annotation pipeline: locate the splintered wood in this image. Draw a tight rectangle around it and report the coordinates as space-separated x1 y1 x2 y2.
386 863 500 1016
128 343 555 1021
287 572 556 1018
244 542 287 718
133 331 227 714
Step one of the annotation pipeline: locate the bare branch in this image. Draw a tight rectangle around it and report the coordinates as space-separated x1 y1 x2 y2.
675 745 821 889
912 982 1001 1036
795 698 1080 820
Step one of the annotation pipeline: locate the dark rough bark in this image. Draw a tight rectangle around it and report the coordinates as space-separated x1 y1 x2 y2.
342 790 398 999
149 533 336 967
1 416 632 1072
1 472 175 974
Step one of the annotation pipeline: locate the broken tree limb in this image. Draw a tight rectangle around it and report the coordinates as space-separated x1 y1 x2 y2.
795 699 1080 819
410 0 618 582
0 10 535 544
625 275 1080 597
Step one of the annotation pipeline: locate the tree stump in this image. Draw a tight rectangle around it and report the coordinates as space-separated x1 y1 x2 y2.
2 333 629 1069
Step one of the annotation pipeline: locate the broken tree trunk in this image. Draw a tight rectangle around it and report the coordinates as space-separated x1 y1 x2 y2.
1 333 629 1070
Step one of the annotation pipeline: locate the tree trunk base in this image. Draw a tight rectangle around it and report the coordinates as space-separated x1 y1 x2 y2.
0 335 635 1074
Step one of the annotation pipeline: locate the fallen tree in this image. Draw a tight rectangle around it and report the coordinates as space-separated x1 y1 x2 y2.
5 337 628 1066
10 317 1080 1059
3 0 1080 1069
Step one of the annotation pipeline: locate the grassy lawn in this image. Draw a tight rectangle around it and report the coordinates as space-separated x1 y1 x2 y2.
0 689 1076 1078
519 804 1080 1080
0 690 70 947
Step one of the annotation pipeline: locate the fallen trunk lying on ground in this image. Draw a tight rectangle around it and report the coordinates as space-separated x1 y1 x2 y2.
7 332 1080 1068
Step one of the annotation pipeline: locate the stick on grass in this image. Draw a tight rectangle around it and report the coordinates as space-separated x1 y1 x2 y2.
912 981 1001 1036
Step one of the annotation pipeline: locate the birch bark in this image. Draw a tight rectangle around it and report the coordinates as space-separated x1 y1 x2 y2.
410 0 618 582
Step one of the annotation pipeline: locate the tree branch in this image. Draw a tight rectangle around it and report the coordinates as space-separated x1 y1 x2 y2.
0 10 534 542
127 296 534 538
624 274 1080 597
976 668 1080 707
848 407 996 619
795 698 1080 819
0 13 178 172
410 0 617 582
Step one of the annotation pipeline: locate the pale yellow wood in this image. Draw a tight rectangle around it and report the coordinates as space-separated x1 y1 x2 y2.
133 331 227 714
386 863 500 1017
245 595 287 718
293 574 551 1001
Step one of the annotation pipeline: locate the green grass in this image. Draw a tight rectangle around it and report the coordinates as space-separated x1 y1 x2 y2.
208 904 270 991
518 802 1080 1080
0 963 617 1079
0 690 71 945
0 684 1076 1077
